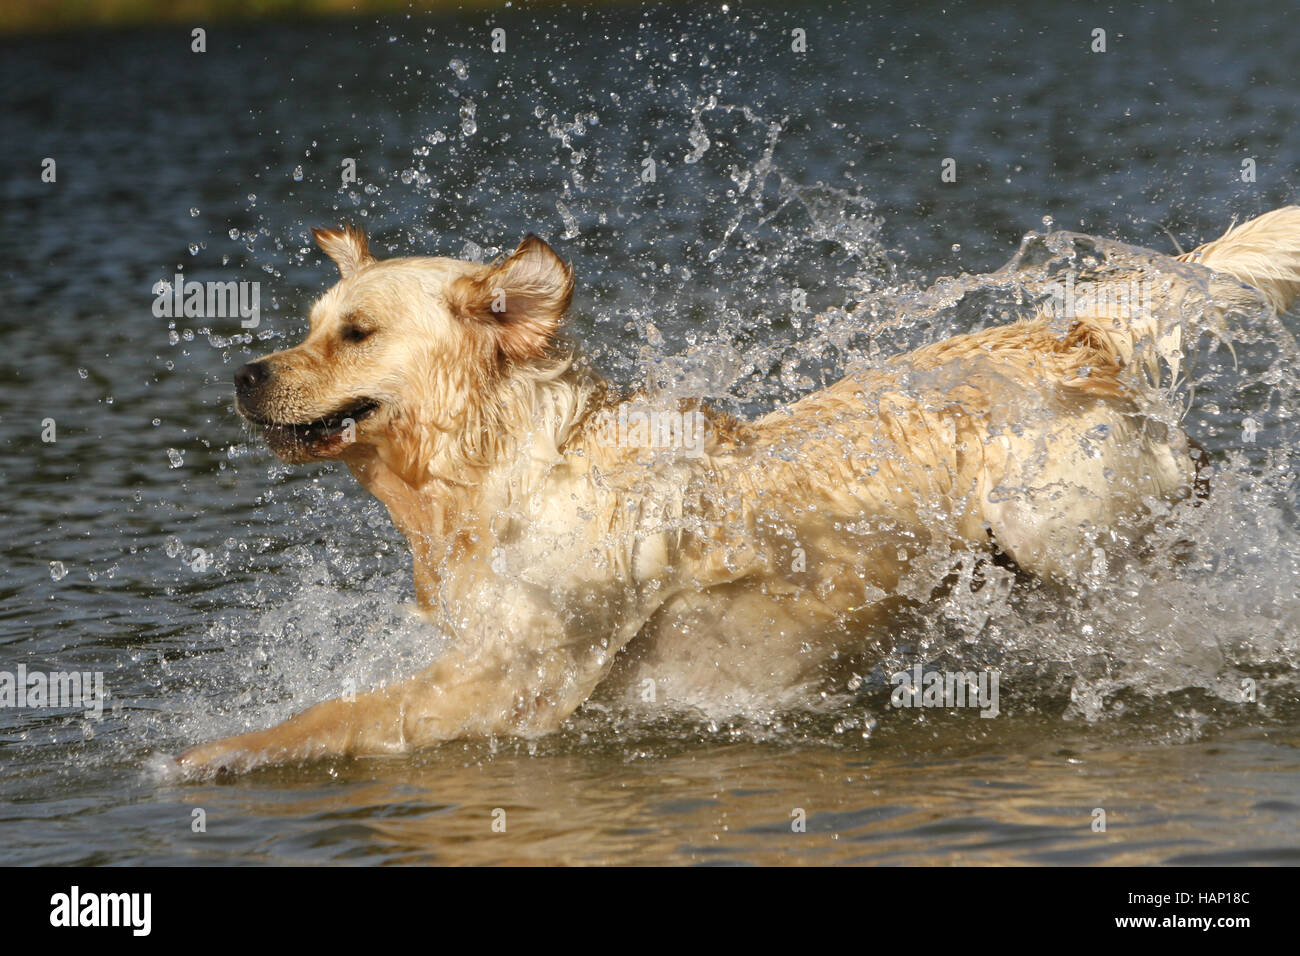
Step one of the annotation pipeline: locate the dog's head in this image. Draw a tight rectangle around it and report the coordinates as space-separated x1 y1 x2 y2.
234 226 574 476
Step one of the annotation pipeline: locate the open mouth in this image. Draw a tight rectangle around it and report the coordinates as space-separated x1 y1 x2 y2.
246 397 381 447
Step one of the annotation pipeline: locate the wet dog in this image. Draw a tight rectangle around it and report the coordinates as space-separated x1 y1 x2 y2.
180 207 1300 773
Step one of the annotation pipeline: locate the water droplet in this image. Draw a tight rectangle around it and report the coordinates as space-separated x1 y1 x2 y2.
167 448 184 468
556 200 579 239
292 165 304 182
189 207 200 217
449 58 468 79
49 561 67 581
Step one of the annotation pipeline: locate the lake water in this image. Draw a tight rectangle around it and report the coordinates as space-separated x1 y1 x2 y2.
2 0 1299 865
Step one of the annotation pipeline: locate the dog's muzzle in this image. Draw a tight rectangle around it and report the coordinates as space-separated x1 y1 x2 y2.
234 360 273 400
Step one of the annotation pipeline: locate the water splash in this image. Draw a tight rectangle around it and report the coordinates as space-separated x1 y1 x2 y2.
176 83 1300 751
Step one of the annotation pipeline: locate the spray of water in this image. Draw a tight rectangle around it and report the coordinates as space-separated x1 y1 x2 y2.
154 89 1300 764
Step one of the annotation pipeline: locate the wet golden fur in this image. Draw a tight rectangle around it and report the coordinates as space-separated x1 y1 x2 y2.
179 207 1300 774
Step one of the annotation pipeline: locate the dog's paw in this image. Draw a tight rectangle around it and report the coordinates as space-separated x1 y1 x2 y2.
143 751 185 784
175 736 263 778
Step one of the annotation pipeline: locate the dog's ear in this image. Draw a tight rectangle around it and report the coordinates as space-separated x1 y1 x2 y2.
311 224 376 278
449 234 574 362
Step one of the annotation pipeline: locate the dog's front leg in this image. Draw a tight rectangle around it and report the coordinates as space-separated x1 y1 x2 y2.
177 608 623 775
176 693 389 774
176 645 509 775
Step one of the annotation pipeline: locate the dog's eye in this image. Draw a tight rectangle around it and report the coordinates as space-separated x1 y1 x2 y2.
342 325 374 344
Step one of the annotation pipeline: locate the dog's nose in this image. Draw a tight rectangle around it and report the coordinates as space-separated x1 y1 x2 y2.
234 361 271 394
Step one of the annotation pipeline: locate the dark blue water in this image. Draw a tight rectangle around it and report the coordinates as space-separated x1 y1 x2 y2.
1 0 1298 864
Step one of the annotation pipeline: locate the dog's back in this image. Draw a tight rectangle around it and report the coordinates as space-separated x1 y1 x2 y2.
588 209 1300 705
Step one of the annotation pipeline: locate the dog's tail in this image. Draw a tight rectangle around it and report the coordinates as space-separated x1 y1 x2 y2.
1176 205 1300 315
1056 206 1300 391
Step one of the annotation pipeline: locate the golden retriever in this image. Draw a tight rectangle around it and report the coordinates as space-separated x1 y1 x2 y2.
179 207 1300 774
